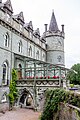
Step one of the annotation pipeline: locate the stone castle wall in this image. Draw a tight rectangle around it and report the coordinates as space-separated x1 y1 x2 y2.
56 103 80 120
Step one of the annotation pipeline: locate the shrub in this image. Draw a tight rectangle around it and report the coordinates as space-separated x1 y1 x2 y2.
40 88 80 120
8 69 18 109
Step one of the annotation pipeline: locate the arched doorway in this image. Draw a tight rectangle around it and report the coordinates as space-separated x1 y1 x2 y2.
18 64 22 79
19 89 33 108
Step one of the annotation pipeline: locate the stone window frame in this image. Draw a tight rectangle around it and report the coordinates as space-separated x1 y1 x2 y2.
36 50 39 59
6 13 10 23
57 55 62 62
29 31 33 39
28 45 32 57
42 53 45 60
20 24 23 31
3 32 10 47
18 40 22 53
2 60 9 85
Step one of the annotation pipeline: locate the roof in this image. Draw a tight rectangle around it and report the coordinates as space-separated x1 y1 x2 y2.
49 10 59 32
0 0 13 15
12 11 24 24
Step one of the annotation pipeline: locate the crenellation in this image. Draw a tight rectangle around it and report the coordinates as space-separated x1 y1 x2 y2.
44 30 64 38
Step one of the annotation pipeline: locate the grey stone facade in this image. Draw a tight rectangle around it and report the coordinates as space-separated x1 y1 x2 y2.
0 0 65 110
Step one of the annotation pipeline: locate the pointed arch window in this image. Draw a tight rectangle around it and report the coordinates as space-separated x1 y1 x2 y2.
43 54 45 60
57 55 62 62
2 61 8 84
4 32 10 47
18 64 22 79
29 46 32 56
18 40 22 53
36 50 39 59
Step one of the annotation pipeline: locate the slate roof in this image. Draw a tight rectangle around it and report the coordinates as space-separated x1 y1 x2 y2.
49 10 59 32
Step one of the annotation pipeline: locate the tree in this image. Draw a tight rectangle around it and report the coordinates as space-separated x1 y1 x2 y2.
67 63 80 85
8 69 18 110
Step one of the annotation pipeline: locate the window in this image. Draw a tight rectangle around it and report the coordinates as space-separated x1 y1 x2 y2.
1 93 7 103
18 64 22 79
20 24 22 31
4 32 9 47
29 32 32 39
29 46 32 56
36 50 39 59
2 61 8 84
57 55 62 62
42 54 45 61
18 40 22 53
6 14 10 23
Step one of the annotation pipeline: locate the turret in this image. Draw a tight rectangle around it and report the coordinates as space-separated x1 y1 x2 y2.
43 10 65 67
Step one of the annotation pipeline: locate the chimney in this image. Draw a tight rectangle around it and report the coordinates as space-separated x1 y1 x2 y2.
44 24 48 32
61 24 64 33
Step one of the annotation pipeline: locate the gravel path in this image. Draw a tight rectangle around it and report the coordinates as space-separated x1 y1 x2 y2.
0 108 41 120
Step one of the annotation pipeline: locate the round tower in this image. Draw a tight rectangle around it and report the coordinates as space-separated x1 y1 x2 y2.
44 11 65 67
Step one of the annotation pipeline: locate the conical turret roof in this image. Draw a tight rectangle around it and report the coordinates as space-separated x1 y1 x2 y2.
49 10 59 32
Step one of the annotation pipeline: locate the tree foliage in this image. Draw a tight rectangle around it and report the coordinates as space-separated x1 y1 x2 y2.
8 69 18 109
67 63 80 84
40 88 80 120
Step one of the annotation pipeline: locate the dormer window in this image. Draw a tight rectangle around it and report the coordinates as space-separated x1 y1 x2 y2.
18 40 22 53
28 46 32 56
6 14 10 23
20 24 23 31
29 32 33 39
4 32 9 47
34 28 40 39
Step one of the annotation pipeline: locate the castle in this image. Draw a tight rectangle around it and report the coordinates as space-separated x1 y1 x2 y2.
0 0 65 110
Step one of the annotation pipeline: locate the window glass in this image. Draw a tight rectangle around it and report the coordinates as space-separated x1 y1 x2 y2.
2 62 8 84
18 40 22 53
57 55 62 62
36 50 39 59
29 46 32 56
4 32 9 47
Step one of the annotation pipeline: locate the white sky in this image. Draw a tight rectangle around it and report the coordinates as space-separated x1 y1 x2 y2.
3 0 80 68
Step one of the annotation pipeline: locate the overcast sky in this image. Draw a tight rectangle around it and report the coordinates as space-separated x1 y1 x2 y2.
3 0 80 68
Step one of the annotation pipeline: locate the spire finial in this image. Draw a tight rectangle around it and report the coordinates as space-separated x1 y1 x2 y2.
49 10 59 32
